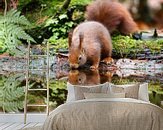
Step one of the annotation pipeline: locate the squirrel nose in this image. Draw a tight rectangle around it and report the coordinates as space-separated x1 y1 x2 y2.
70 64 79 69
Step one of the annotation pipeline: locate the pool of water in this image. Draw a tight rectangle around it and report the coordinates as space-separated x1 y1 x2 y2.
0 66 162 114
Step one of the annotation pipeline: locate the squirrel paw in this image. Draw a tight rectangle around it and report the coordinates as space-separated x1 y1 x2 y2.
101 57 114 65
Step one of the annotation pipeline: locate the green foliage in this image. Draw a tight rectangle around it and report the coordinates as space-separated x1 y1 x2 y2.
0 9 35 55
0 73 24 112
18 0 90 22
0 73 40 112
49 80 67 107
149 93 163 108
45 13 76 40
148 82 163 94
112 35 163 58
18 0 65 23
25 3 85 46
17 0 86 51
148 82 163 108
48 38 68 53
71 0 93 5
45 9 84 52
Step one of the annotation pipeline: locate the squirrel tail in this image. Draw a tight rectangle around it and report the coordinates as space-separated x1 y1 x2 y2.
85 0 138 35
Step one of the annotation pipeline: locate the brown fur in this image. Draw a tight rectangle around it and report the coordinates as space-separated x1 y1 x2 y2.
85 0 138 35
68 21 112 69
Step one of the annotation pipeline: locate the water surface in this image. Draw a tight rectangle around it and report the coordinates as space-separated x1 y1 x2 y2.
0 66 162 114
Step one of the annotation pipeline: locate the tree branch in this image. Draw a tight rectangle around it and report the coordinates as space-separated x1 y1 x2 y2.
4 0 7 15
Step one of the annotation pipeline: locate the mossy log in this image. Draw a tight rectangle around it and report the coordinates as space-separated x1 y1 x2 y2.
112 31 163 59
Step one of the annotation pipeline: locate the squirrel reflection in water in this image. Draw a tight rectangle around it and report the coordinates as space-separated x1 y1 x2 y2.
68 69 114 85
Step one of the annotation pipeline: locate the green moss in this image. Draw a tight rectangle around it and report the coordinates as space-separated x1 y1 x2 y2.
47 34 163 56
111 76 137 85
112 35 163 58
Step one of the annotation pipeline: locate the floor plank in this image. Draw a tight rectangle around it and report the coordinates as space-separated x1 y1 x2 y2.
23 123 38 128
0 122 43 130
0 123 14 130
0 123 6 127
0 113 46 123
13 123 29 130
35 123 43 127
3 123 22 130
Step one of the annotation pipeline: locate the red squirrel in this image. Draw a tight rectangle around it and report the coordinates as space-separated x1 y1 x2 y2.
68 21 113 69
85 0 138 35
68 0 138 69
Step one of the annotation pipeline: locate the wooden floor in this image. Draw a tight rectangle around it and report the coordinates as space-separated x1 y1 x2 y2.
0 113 46 130
0 122 43 130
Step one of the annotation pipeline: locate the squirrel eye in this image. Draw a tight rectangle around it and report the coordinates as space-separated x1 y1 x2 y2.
78 56 82 61
78 78 82 83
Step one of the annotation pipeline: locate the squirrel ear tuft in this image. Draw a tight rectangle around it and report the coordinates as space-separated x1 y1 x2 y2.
79 33 84 50
68 29 73 47
82 48 85 54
